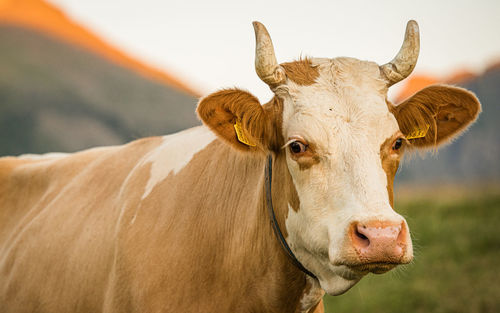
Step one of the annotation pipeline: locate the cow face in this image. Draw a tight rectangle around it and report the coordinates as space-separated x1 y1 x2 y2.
197 21 480 295
277 57 409 294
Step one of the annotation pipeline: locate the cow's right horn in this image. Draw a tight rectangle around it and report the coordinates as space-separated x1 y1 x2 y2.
380 20 420 86
253 21 286 88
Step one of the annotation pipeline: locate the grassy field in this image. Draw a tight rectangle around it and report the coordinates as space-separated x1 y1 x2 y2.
324 189 500 313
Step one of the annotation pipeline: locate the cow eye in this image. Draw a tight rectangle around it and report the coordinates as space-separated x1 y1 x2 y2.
290 141 307 154
392 138 403 150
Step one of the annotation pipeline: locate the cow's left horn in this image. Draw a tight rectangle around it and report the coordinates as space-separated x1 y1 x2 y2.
380 20 420 86
253 21 286 88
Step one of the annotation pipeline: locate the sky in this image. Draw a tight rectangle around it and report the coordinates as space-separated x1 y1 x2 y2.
48 0 500 101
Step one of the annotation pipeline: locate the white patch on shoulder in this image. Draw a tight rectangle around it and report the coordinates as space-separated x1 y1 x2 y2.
141 126 216 199
299 276 325 313
18 152 69 160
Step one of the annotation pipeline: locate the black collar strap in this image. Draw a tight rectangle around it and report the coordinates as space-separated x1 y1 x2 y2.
265 155 317 279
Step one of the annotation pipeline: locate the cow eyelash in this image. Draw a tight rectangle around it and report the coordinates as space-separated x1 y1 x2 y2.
283 138 308 154
283 137 307 148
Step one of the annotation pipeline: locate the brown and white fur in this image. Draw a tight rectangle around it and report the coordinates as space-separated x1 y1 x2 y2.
0 22 480 312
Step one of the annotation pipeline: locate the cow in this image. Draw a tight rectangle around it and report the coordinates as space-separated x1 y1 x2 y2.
0 21 480 313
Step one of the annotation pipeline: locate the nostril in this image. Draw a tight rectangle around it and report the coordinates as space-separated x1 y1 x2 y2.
355 228 368 240
353 225 370 248
396 222 407 245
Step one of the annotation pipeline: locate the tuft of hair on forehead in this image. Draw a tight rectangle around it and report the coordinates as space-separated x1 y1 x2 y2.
326 57 389 94
280 58 320 86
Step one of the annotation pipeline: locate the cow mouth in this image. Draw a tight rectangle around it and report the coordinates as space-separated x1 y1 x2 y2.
347 262 399 274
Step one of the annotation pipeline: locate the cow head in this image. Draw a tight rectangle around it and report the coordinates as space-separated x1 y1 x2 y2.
197 21 480 295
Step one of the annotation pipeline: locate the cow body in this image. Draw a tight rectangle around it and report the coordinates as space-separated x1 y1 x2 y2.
0 127 323 312
0 21 480 312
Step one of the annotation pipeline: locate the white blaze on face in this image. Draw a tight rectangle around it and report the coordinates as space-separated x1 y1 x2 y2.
141 126 216 199
282 57 408 295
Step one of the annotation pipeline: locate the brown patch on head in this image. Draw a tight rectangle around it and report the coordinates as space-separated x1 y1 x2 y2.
294 152 320 171
273 152 301 218
262 95 286 151
287 140 321 171
379 134 403 207
286 169 301 213
297 155 320 171
281 58 319 86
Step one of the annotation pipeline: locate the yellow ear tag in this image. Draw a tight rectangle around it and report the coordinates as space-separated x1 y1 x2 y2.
406 124 430 140
234 119 256 147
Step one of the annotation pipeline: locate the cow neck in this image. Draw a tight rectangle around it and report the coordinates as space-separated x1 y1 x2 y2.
265 154 317 279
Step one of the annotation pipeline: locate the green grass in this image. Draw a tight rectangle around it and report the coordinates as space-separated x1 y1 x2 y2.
324 191 500 313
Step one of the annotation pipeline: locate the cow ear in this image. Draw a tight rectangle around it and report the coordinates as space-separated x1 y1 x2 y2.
391 84 481 148
197 89 273 152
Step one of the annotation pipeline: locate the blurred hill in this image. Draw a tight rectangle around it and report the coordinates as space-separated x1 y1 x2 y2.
394 63 500 185
0 0 200 156
0 0 199 96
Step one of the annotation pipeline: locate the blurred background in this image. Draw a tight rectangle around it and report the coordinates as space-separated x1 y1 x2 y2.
0 0 499 311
